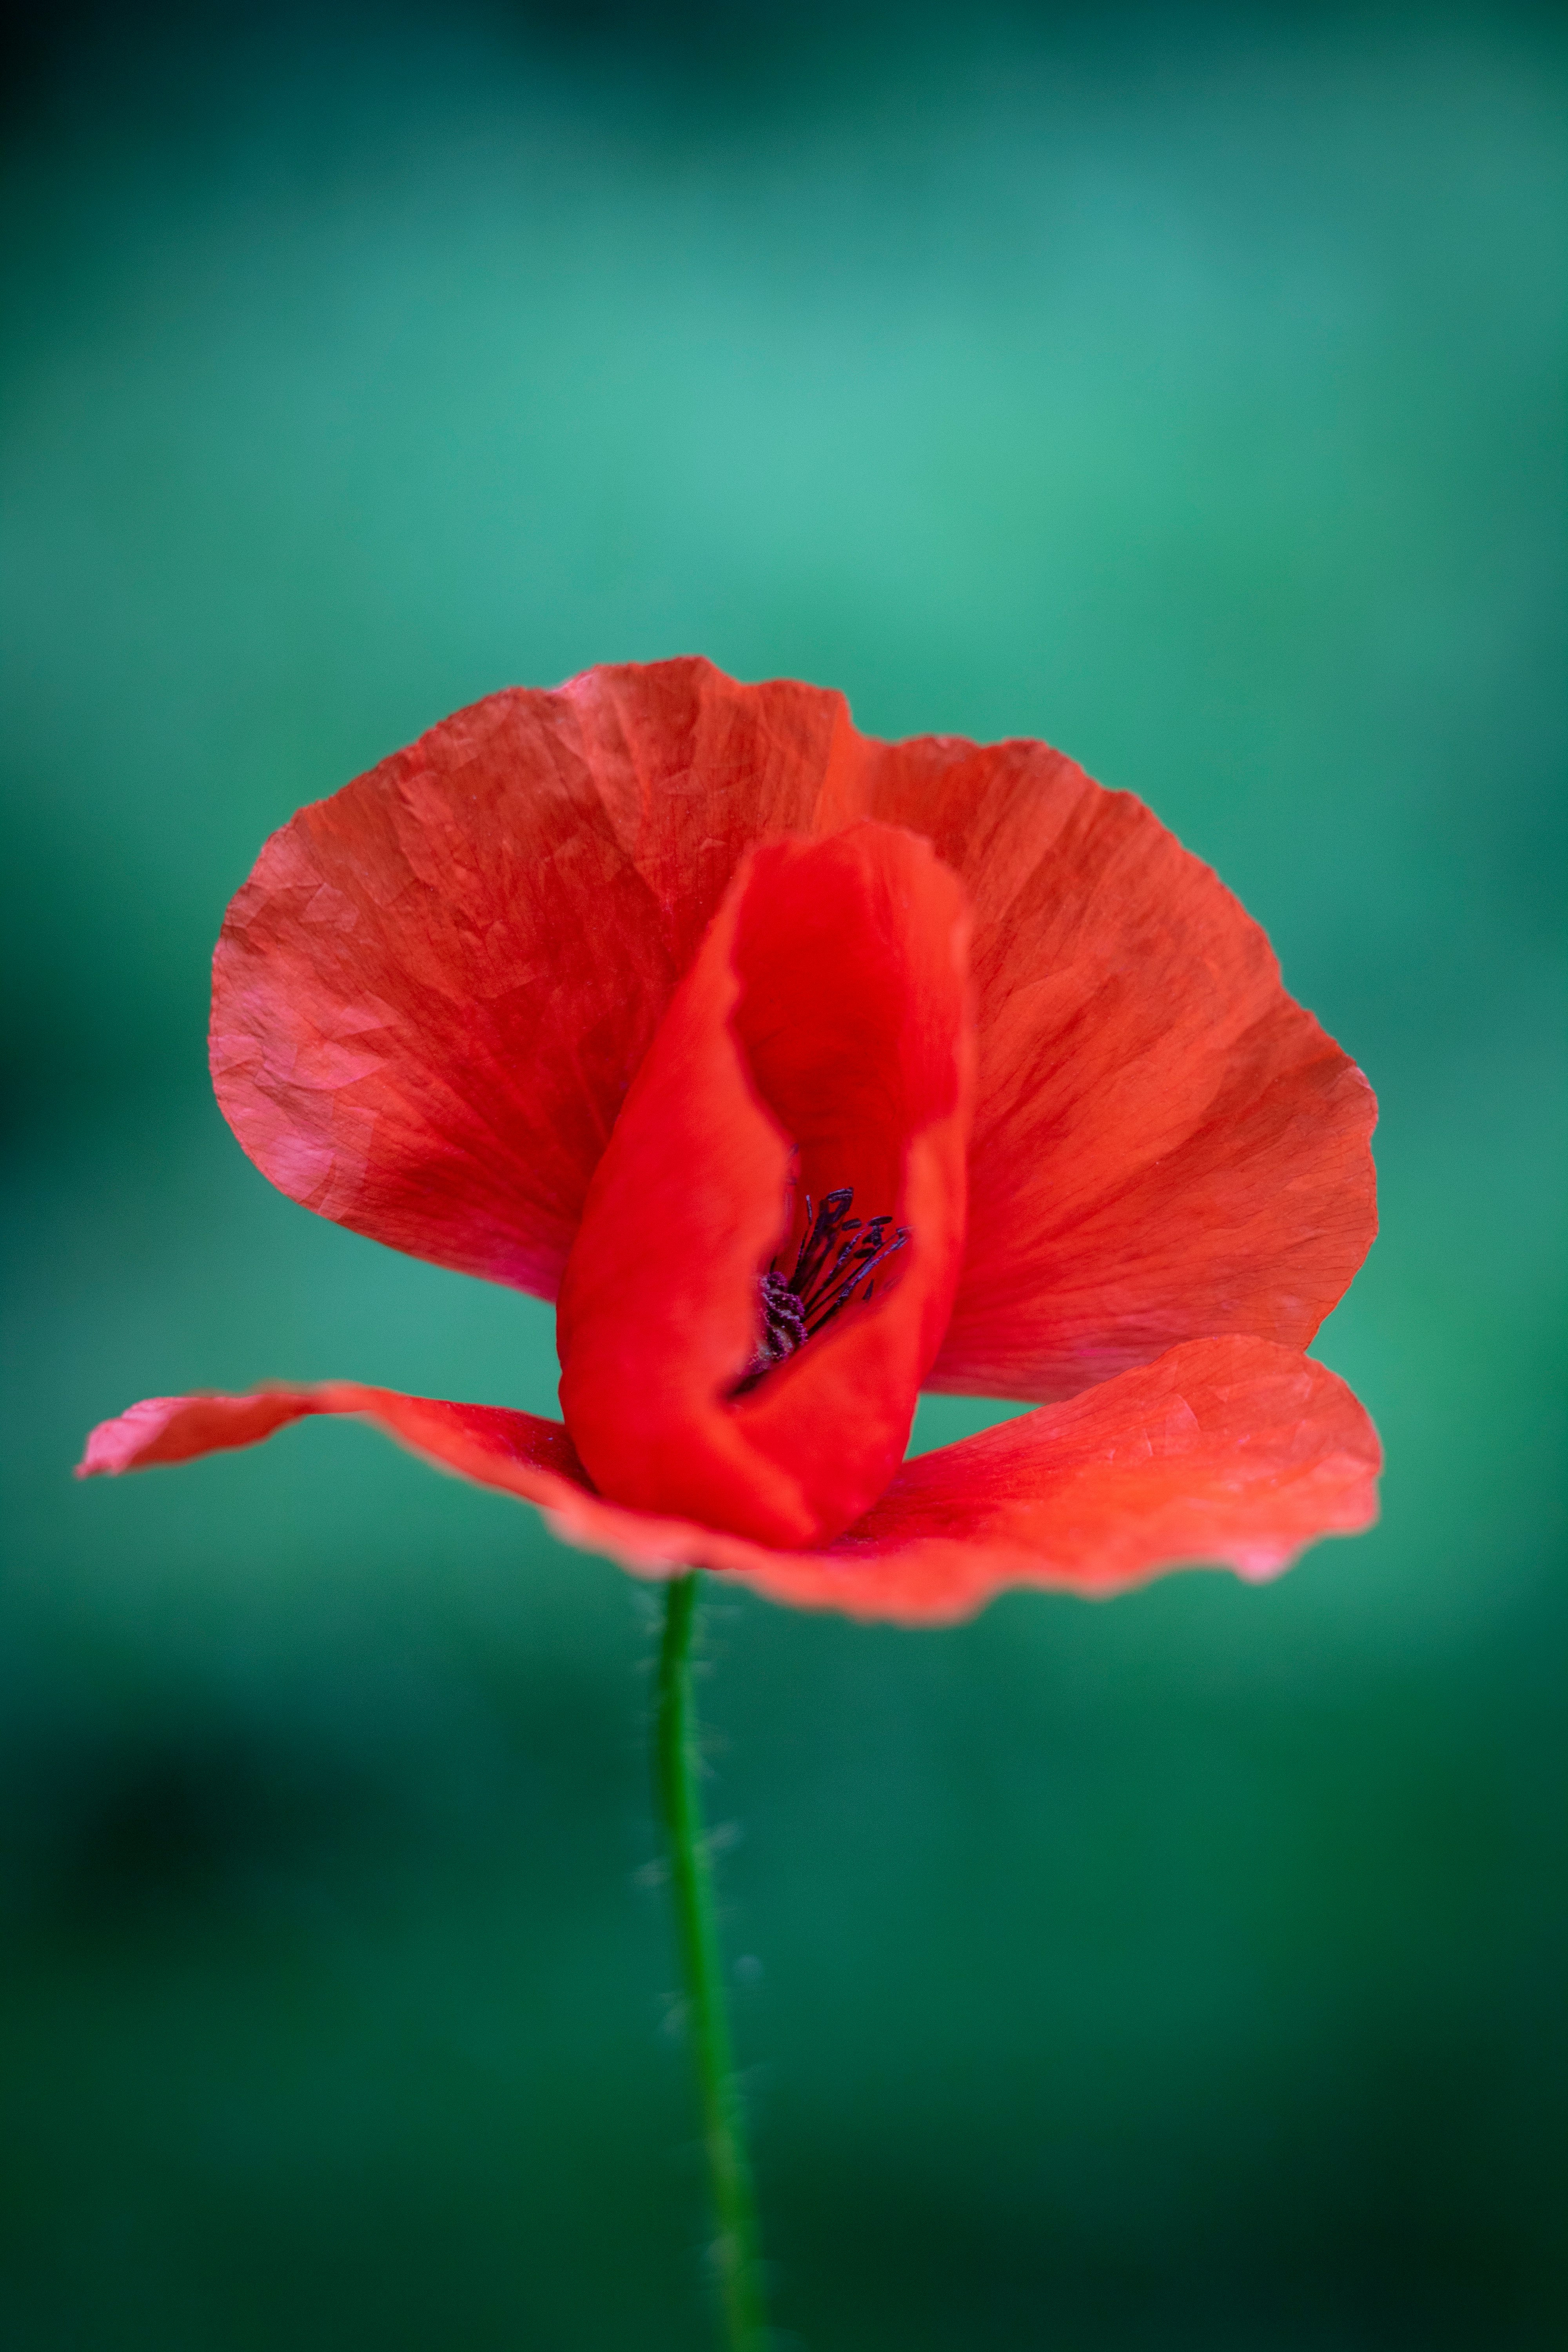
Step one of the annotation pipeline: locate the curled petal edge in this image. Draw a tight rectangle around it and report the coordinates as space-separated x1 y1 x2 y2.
78 1335 1379 1626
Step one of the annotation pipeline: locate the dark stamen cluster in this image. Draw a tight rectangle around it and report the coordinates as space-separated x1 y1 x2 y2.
734 1187 909 1395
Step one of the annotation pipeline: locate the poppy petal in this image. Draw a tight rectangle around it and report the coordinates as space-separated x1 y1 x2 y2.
557 823 974 1548
76 1382 592 1501
74 1385 744 1582
862 735 1378 1399
77 1338 1377 1627
210 659 862 1299
726 1336 1381 1621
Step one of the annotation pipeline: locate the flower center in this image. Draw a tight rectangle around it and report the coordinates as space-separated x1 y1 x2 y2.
734 1186 909 1396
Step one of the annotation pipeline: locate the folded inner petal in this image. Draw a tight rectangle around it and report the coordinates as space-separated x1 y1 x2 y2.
555 823 975 1548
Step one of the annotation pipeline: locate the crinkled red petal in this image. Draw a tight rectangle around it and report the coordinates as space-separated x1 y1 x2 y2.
858 735 1377 1398
741 1335 1382 1621
211 658 1374 1390
211 660 862 1299
78 1337 1378 1626
556 824 974 1548
76 1383 590 1499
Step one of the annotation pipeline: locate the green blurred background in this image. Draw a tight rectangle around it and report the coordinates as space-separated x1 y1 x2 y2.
2 3 1564 2345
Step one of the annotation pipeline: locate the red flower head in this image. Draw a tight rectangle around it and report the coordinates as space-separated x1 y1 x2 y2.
80 659 1380 1622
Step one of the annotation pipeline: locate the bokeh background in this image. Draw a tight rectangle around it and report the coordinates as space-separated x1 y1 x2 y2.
2 3 1564 2345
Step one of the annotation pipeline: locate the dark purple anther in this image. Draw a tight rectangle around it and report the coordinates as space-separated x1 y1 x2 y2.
733 1185 909 1395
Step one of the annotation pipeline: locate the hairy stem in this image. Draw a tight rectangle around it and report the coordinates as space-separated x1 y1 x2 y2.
654 1572 768 2350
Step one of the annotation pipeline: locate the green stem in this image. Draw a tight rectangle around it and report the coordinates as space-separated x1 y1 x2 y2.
654 1572 768 2351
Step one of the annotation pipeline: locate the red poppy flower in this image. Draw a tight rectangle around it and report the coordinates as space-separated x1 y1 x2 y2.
79 658 1380 1623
